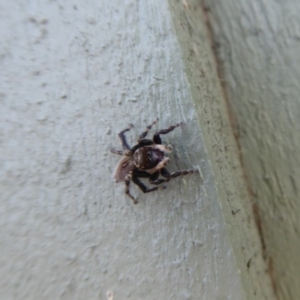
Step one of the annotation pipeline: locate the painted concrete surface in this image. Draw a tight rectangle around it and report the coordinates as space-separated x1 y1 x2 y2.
205 0 300 299
0 0 247 299
167 1 275 299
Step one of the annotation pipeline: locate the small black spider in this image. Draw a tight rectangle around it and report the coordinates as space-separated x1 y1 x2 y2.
110 118 198 204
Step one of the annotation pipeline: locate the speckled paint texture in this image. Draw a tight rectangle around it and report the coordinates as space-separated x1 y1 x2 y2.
0 0 255 299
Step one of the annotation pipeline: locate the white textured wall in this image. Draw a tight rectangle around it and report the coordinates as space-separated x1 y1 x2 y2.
0 0 247 299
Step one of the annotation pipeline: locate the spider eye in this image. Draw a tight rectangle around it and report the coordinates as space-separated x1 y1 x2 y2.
147 151 152 162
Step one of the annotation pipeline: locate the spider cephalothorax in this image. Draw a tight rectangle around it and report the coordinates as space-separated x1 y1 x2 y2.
110 119 198 204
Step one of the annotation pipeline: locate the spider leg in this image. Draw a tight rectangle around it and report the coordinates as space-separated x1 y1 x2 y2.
148 172 161 184
124 174 137 204
133 170 152 178
118 124 134 150
133 170 165 186
138 118 159 142
128 139 154 155
133 170 164 186
153 122 183 144
151 167 198 185
110 148 124 155
132 173 166 194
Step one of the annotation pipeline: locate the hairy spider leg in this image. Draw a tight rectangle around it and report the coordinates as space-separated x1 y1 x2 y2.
133 170 160 182
132 170 152 178
128 139 154 155
150 167 198 185
124 171 164 204
118 124 134 150
124 174 138 204
153 122 183 144
110 148 123 156
138 118 159 142
132 174 166 196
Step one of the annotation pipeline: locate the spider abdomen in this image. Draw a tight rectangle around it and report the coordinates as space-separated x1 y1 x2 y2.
114 156 135 183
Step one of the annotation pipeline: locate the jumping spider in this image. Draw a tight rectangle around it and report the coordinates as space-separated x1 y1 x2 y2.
110 119 198 204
